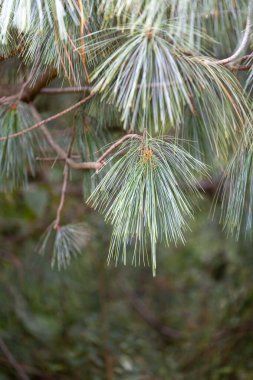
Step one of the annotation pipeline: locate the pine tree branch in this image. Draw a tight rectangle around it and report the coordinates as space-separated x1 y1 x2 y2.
41 125 141 170
0 65 57 103
215 2 252 65
0 49 20 62
230 63 253 71
38 55 253 96
98 134 142 163
40 125 102 170
0 93 95 142
54 142 73 230
30 106 102 170
31 105 141 170
20 68 58 102
40 86 91 94
36 155 81 161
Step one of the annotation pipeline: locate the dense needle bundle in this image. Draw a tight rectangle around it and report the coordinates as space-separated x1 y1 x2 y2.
88 137 206 275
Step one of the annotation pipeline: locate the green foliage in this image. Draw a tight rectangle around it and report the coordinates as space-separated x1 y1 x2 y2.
22 18 87 85
0 102 39 191
2 190 253 379
88 136 206 275
219 132 253 239
2 1 253 377
99 0 248 54
75 110 112 198
38 223 90 270
0 0 253 272
88 24 248 149
0 0 79 44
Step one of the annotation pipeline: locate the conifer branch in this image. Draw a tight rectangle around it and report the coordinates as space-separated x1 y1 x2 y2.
54 120 78 230
0 93 95 142
97 134 142 163
40 86 91 94
54 155 70 230
20 68 58 102
31 105 141 171
215 2 252 65
41 124 141 171
30 106 102 170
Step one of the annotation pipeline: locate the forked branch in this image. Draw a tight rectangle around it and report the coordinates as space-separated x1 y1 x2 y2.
31 105 141 171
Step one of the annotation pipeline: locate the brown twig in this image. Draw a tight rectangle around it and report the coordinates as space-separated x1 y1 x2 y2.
40 125 102 170
31 104 141 170
40 127 141 171
20 68 58 102
77 0 90 82
36 155 81 161
230 63 252 71
97 134 142 163
0 68 57 105
54 162 69 230
215 2 252 65
40 86 91 94
30 106 102 170
0 337 30 380
0 93 95 142
54 121 77 230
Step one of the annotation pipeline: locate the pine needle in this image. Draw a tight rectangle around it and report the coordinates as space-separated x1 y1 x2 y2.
87 136 207 276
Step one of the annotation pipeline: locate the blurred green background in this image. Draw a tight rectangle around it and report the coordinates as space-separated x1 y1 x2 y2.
1 174 253 380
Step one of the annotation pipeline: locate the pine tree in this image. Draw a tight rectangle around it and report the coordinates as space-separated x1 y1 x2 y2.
0 0 252 275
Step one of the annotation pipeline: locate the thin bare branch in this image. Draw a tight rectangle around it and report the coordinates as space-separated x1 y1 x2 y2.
40 86 91 94
216 2 252 65
36 155 81 161
54 164 69 230
97 134 142 163
20 68 58 102
54 120 78 230
0 93 95 142
30 106 102 170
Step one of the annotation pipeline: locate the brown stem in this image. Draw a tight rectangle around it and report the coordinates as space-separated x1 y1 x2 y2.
20 68 58 102
40 128 141 171
36 155 81 161
230 63 252 71
30 106 102 170
31 105 141 170
215 3 252 66
40 86 91 94
40 125 101 169
54 122 77 230
54 161 69 230
97 134 142 163
0 93 95 142
77 0 90 82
